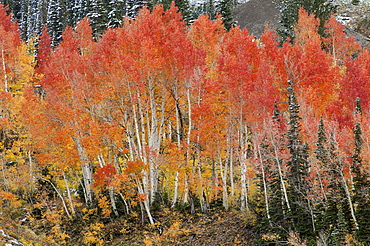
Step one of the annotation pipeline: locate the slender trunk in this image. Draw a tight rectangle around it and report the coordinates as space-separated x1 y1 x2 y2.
307 198 316 232
230 148 234 196
97 153 105 168
257 146 272 227
341 170 358 229
2 49 8 92
28 151 34 189
73 135 93 205
78 175 88 205
316 165 328 202
240 154 248 211
171 171 179 208
39 176 71 217
137 178 154 225
221 155 228 210
119 192 130 214
238 112 249 211
271 138 291 212
196 137 207 214
189 190 195 214
123 110 136 161
175 97 182 146
132 103 143 160
148 80 159 202
62 171 75 214
109 187 119 217
183 174 188 204
182 88 192 205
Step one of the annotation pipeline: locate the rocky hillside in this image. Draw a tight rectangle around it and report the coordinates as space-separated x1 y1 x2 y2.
233 0 281 37
233 0 370 48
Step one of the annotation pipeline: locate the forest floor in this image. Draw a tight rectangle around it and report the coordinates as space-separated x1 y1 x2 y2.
0 208 259 245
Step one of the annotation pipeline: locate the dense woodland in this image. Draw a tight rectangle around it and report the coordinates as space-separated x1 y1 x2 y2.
1 0 238 43
0 0 370 245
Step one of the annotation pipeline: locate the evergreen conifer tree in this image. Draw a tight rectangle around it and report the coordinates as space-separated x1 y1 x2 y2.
194 0 217 20
265 102 290 239
18 0 30 40
217 0 236 30
314 120 354 243
47 0 64 47
88 0 109 38
286 80 314 240
174 0 192 23
351 98 370 244
328 133 355 241
107 0 125 28
72 0 90 24
126 0 150 18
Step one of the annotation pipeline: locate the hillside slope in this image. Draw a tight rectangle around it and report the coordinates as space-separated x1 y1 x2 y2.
232 0 370 49
232 0 281 36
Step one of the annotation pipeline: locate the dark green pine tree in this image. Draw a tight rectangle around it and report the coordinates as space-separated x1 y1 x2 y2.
193 0 217 20
107 0 126 28
258 102 291 240
313 119 354 244
18 0 30 40
61 0 74 28
274 0 337 41
174 0 192 24
217 0 237 30
47 0 64 47
88 0 109 38
72 0 91 25
127 0 151 18
328 133 354 244
315 118 328 165
1 0 21 17
313 118 330 233
252 140 274 232
286 80 314 240
25 0 42 40
351 98 370 244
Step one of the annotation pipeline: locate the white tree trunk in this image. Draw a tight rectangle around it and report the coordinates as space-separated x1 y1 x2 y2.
171 171 179 208
257 147 272 227
73 135 93 205
137 178 154 225
341 171 358 229
271 138 291 212
39 176 71 217
109 187 119 217
220 154 228 210
63 171 75 214
2 49 8 93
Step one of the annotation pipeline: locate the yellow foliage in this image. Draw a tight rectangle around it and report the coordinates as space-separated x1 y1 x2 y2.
43 209 63 224
82 222 105 246
51 224 70 245
165 220 191 239
344 234 362 246
12 42 36 95
82 208 97 220
0 190 22 216
98 196 112 218
261 232 281 242
143 234 154 246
